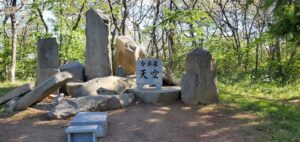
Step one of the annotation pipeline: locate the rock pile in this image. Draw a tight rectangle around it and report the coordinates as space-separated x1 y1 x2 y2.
0 8 219 121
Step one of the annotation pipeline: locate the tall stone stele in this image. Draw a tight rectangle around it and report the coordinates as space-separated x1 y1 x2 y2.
85 8 112 80
36 38 60 85
181 48 218 105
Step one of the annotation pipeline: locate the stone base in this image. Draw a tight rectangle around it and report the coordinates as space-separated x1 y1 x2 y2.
127 86 181 105
65 125 98 142
70 112 108 137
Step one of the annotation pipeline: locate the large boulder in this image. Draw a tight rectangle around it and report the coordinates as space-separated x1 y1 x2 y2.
59 61 85 82
181 48 218 105
68 76 134 98
47 93 134 119
13 72 73 111
85 8 112 80
113 36 145 76
0 83 34 105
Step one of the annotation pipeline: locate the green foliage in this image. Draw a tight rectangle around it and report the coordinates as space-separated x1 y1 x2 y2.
205 36 239 81
220 80 300 141
156 8 211 77
0 81 31 97
59 29 86 64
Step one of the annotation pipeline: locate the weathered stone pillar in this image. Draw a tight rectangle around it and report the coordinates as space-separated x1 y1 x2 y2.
36 38 60 85
85 8 112 80
181 48 218 105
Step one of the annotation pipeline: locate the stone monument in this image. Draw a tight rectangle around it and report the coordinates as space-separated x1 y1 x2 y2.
85 8 112 80
181 48 218 105
127 58 180 105
36 38 60 85
136 58 162 89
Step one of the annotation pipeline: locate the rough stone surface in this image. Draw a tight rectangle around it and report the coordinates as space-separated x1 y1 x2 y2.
59 61 85 94
59 61 85 82
13 72 73 111
127 86 181 105
70 112 108 137
36 38 60 85
47 93 134 119
0 83 34 105
85 8 112 80
66 82 84 97
113 36 145 76
3 97 20 112
36 68 60 86
69 76 133 97
181 48 218 105
37 38 60 69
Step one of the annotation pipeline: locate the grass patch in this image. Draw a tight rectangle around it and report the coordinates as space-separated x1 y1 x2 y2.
220 81 300 142
0 81 32 97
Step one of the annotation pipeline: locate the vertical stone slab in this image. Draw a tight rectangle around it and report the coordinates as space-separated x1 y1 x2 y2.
36 38 60 85
181 48 218 105
85 9 112 80
37 38 59 69
136 58 162 89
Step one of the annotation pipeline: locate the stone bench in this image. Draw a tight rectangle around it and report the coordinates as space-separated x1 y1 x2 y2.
65 125 99 142
70 112 108 137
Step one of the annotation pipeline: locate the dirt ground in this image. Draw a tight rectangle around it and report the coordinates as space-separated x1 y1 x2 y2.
0 103 266 142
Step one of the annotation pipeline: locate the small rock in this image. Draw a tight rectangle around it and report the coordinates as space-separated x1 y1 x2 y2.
116 65 127 77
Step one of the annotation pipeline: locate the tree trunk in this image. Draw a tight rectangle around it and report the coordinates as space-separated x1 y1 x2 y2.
10 0 17 82
275 37 283 80
121 0 128 35
255 44 259 73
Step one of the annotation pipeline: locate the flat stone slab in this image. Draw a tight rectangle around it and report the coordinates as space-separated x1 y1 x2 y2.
70 112 108 137
127 86 181 105
65 125 98 142
71 112 108 125
66 125 99 133
0 83 34 105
